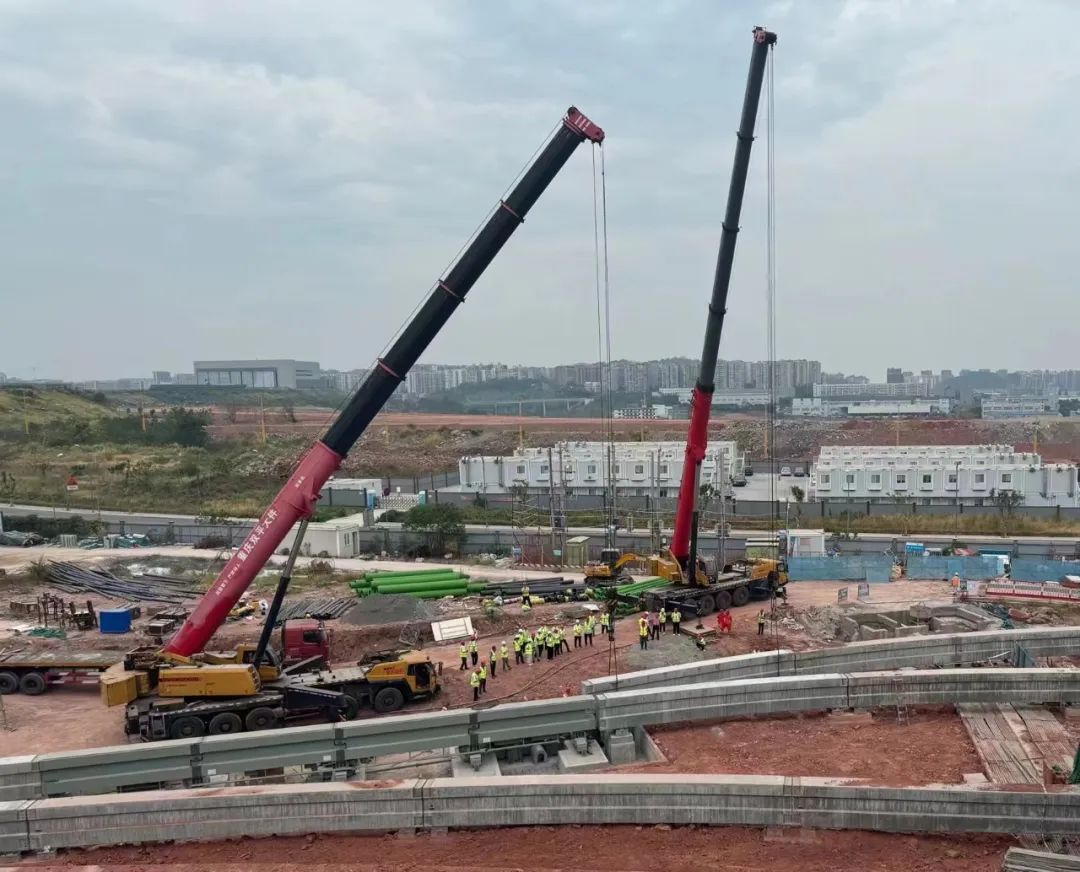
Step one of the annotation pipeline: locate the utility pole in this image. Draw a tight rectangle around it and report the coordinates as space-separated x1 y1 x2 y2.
547 446 560 565
954 459 962 537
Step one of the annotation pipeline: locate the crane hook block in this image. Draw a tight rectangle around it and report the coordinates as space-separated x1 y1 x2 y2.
564 107 605 143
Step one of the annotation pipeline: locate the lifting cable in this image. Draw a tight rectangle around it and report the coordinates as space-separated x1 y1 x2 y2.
765 44 779 545
591 143 617 543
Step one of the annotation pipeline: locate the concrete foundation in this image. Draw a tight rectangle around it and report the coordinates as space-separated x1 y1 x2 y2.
605 729 637 765
557 739 610 774
450 753 501 779
839 602 999 643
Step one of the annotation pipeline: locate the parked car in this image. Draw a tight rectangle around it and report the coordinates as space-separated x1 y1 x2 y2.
731 474 748 487
779 466 792 476
743 466 754 476
794 466 806 477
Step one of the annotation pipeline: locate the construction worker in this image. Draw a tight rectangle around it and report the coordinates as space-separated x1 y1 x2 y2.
663 606 672 632
521 583 530 602
672 607 682 635
478 660 488 694
490 645 498 676
513 632 524 665
585 614 595 646
469 637 479 666
757 609 766 636
470 668 481 701
638 613 649 650
547 628 555 660
573 621 583 648
459 642 469 670
649 611 660 641
561 626 571 654
659 606 668 633
500 641 511 671
524 635 535 665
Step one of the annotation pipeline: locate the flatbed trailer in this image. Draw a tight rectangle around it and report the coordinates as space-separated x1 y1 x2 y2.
0 650 120 695
641 570 782 616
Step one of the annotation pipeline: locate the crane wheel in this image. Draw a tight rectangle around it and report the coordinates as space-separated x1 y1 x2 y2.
169 716 205 740
18 671 47 696
208 712 243 735
696 594 716 615
715 590 733 610
0 671 18 695
373 686 405 713
342 694 361 721
245 706 278 731
732 585 751 607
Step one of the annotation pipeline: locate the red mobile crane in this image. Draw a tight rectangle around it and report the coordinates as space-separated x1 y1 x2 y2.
116 107 604 740
636 28 786 617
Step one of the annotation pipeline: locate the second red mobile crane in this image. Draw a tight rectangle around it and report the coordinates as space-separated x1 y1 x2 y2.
113 107 605 740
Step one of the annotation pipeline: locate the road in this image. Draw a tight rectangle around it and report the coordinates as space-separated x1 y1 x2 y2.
0 503 254 525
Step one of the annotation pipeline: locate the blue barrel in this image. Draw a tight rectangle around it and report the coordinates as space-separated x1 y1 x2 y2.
99 609 133 634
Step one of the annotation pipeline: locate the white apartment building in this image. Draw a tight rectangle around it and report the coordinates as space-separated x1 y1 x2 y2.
811 444 1078 507
791 398 952 417
613 404 675 420
459 440 744 497
814 382 929 399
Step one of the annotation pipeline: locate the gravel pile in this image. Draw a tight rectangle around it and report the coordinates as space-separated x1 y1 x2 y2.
342 594 437 626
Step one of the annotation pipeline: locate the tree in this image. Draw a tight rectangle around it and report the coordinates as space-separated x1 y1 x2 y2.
402 504 466 555
790 485 806 503
989 487 1024 536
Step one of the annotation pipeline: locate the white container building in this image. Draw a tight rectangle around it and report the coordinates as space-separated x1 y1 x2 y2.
811 444 1078 507
459 440 744 497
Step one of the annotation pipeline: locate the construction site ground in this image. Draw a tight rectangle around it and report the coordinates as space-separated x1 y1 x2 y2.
0 576 979 755
13 826 1014 871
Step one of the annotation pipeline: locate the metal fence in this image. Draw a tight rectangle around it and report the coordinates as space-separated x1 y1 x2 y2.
1010 559 1080 583
905 556 1004 581
787 555 895 582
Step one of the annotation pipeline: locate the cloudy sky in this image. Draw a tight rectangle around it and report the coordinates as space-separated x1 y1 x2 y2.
2 0 1078 382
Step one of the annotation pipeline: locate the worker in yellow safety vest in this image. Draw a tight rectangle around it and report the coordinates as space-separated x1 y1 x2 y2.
469 638 479 665
469 669 481 701
672 608 682 635
459 643 469 670
524 636 535 665
478 661 488 694
500 641 511 671
659 607 668 633
513 632 524 665
521 583 530 601
573 621 583 649
584 615 595 646
638 614 649 650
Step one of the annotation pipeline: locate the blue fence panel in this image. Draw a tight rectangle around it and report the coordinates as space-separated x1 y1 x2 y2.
788 556 895 583
905 556 1002 581
1011 559 1080 583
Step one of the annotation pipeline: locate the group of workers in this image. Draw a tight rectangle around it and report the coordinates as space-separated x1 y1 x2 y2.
461 613 609 701
636 606 683 649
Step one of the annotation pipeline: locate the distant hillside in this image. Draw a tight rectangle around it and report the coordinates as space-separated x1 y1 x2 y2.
0 386 118 435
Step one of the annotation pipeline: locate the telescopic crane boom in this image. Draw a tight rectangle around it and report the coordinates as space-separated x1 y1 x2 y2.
165 108 604 659
670 27 776 573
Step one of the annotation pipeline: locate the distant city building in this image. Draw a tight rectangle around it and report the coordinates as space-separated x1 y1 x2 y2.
459 440 744 497
886 368 903 384
613 404 674 420
791 398 951 417
194 359 322 389
811 444 1077 507
152 371 172 385
980 396 1058 419
0 372 7 385
325 369 368 393
814 382 929 400
658 388 773 407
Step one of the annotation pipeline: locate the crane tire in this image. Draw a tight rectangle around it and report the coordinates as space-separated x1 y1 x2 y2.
209 712 243 735
373 686 405 713
18 671 47 695
696 594 716 615
245 707 278 731
169 716 205 740
715 590 733 610
0 671 18 695
732 585 751 607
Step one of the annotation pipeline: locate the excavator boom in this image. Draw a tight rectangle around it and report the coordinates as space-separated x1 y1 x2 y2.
165 108 604 658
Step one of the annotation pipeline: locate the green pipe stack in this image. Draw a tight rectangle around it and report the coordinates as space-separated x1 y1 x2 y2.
614 576 670 597
349 567 486 599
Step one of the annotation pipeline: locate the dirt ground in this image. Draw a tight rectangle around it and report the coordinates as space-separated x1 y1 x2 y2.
14 826 1015 871
624 708 984 787
0 578 974 755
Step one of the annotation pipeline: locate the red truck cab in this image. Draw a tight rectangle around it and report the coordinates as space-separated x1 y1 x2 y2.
281 619 331 666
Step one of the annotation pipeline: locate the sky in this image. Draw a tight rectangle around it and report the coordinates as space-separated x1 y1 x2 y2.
2 0 1079 382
